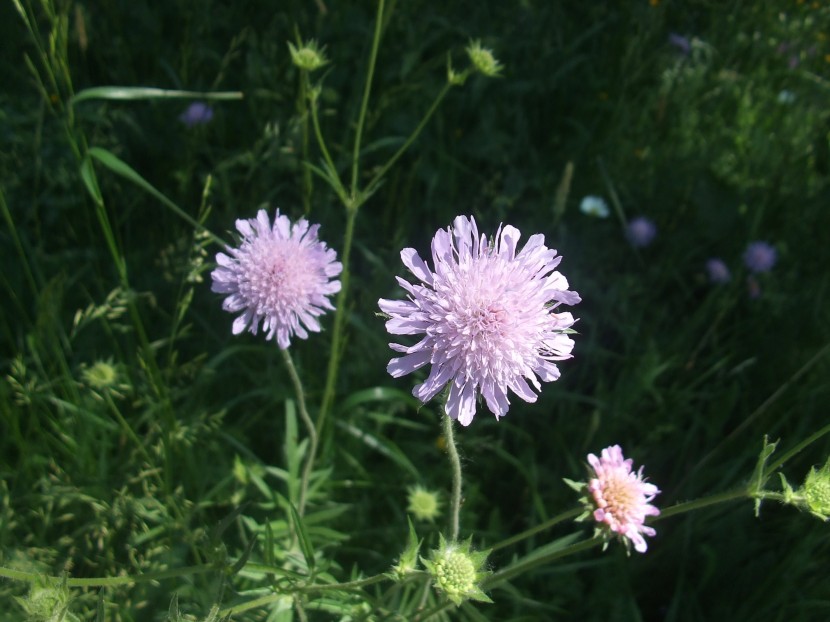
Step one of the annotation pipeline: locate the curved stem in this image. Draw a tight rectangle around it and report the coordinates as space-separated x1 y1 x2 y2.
309 81 346 201
350 0 386 194
280 348 317 516
442 414 462 541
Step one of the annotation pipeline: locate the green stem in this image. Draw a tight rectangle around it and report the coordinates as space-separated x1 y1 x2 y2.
364 81 453 196
442 413 462 541
489 507 582 553
654 487 748 521
483 536 603 589
280 348 317 516
316 206 358 435
350 0 386 194
765 418 830 476
218 574 388 616
0 563 213 588
308 88 347 202
298 72 313 214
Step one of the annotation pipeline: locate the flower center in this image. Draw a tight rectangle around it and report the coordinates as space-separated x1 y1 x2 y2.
240 241 315 312
435 550 476 595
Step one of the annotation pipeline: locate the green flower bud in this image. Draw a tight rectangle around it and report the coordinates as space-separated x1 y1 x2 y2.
465 40 503 77
82 360 118 390
15 578 80 622
407 485 442 522
801 457 830 521
288 40 328 72
422 535 492 606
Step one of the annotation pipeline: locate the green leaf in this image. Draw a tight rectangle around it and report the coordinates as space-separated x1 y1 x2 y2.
335 419 420 479
70 86 243 107
167 594 181 622
84 148 226 246
287 500 316 574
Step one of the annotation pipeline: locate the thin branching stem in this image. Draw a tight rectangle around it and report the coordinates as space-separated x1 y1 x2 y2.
350 0 386 194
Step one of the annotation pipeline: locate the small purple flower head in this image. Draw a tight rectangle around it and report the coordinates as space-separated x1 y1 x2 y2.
626 216 657 248
668 33 691 56
788 54 800 70
379 216 580 426
179 101 214 127
705 258 731 284
211 209 342 349
586 445 660 554
743 241 777 273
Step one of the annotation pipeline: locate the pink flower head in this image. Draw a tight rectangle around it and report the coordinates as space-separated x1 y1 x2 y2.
587 445 660 553
211 209 342 349
378 215 580 426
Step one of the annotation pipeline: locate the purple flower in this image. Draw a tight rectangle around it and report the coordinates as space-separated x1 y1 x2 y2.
179 101 214 127
788 54 800 70
211 209 342 349
587 445 660 554
743 241 777 273
379 216 580 426
668 33 691 56
705 258 731 284
626 216 657 248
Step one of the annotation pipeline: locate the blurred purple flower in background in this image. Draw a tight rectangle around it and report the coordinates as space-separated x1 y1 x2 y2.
179 101 214 127
668 33 691 56
705 258 731 284
743 241 777 274
626 216 657 248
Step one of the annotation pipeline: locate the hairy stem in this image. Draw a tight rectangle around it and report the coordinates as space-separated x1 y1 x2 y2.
442 413 462 541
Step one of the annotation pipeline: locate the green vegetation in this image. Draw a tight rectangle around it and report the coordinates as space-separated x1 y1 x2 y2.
2 1 829 620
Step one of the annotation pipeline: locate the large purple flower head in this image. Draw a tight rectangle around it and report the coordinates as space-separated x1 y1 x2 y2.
378 216 580 426
211 209 342 349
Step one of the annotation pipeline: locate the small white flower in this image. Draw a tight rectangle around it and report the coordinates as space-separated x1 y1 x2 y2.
579 196 610 218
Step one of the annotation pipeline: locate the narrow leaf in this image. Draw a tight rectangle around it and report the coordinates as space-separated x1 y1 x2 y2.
70 86 243 107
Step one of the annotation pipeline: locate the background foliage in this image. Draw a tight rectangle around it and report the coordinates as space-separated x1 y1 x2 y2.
2 0 829 620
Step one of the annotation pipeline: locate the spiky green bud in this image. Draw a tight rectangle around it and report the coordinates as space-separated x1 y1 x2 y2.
465 40 503 77
407 485 442 522
288 40 328 72
801 457 830 521
422 535 492 606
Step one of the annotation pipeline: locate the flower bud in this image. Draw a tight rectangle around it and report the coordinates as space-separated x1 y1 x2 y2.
422 535 492 606
288 40 328 72
407 485 442 522
801 457 830 520
465 40 503 77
